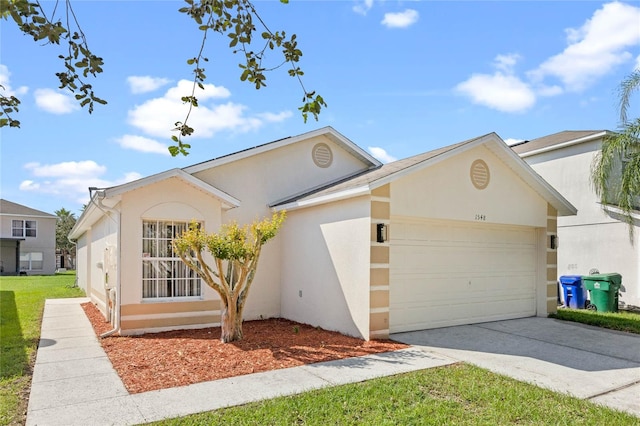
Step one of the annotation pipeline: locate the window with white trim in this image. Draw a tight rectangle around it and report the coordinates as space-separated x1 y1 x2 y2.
12 220 37 237
141 220 202 299
20 252 43 270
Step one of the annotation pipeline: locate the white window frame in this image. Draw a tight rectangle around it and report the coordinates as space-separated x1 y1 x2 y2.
12 220 37 238
141 220 202 301
20 251 43 271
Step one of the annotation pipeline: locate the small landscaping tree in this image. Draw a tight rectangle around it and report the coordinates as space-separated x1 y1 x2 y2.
173 211 285 342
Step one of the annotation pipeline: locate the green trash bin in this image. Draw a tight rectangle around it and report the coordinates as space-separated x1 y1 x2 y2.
583 273 622 313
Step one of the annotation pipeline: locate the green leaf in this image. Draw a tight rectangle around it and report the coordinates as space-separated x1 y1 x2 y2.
168 145 180 157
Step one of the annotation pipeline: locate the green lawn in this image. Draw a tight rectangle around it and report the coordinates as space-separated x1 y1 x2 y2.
0 272 84 426
550 308 640 334
149 363 637 425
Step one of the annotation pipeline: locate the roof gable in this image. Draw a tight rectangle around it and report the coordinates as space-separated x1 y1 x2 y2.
183 126 382 174
103 168 240 209
69 169 240 239
275 133 577 217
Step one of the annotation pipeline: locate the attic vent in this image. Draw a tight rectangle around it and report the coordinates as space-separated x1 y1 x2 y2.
470 159 490 190
312 143 333 168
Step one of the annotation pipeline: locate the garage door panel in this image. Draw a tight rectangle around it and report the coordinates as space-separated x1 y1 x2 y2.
395 246 535 275
393 299 536 332
390 219 537 333
392 275 536 304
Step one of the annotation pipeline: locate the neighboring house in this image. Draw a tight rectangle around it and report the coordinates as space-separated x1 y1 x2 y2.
69 127 575 339
513 131 640 309
0 199 57 275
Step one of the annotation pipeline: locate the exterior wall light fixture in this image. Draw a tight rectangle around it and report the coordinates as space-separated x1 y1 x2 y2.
550 235 558 250
376 223 388 243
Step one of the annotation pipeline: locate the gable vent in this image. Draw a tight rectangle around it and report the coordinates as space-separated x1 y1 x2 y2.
312 143 333 168
470 159 490 190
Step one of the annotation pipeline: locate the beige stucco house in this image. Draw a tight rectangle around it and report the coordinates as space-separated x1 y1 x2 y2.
513 131 639 309
0 199 57 275
70 127 576 339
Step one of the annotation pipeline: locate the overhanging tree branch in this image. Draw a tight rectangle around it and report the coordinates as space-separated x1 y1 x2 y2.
2 0 326 154
171 0 326 156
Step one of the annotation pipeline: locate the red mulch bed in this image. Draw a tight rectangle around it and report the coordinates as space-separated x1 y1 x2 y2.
82 302 407 394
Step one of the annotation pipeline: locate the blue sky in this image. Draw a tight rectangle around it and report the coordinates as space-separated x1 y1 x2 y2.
1 0 639 216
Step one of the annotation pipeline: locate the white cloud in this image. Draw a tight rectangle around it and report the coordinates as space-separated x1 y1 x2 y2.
164 79 231 101
127 76 171 94
368 146 397 163
20 161 141 204
353 0 374 16
494 54 521 73
19 180 40 191
128 79 291 139
456 55 536 113
115 135 170 155
257 111 294 122
34 88 79 114
635 55 640 71
528 1 640 91
535 85 563 97
381 9 419 28
0 64 28 97
25 160 106 177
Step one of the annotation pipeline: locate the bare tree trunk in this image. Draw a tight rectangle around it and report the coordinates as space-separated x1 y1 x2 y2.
220 297 243 343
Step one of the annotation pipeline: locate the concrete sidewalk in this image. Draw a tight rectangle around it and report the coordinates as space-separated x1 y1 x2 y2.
26 299 455 426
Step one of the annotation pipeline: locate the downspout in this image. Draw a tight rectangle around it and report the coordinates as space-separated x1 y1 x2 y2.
88 187 122 338
67 237 78 287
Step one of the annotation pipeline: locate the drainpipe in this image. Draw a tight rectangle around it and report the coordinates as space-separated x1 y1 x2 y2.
88 187 122 338
67 237 78 287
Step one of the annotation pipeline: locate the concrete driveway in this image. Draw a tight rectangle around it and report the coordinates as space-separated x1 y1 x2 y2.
392 317 640 417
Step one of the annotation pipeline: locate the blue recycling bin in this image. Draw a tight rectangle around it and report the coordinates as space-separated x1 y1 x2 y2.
559 275 588 309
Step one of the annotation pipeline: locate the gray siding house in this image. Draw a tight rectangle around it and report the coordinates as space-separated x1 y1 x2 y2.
0 199 57 275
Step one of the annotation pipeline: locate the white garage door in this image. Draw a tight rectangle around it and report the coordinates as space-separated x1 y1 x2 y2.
390 218 537 333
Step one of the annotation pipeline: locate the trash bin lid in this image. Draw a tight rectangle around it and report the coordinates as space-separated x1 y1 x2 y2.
559 275 582 285
584 273 622 285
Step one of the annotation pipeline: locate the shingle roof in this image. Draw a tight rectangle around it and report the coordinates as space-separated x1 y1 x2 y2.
0 199 56 217
511 130 607 155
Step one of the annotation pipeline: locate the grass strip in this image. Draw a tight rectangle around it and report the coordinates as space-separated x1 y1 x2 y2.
550 308 640 334
149 364 637 425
